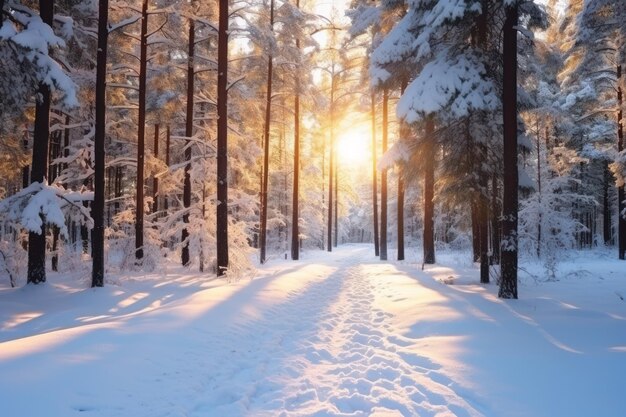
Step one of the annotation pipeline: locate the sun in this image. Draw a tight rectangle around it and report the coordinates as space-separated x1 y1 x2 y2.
336 124 370 167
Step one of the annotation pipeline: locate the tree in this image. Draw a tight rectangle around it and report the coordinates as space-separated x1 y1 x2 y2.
379 87 388 260
181 17 194 267
134 0 148 261
499 2 519 299
26 0 54 284
216 0 229 276
92 0 109 287
259 0 275 264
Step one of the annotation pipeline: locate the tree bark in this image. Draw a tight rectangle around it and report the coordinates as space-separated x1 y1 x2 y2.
164 126 170 214
216 0 229 275
617 64 625 260
91 0 108 287
181 18 194 267
27 0 54 285
499 3 519 299
153 124 159 214
135 0 148 261
397 175 405 261
490 173 501 264
379 88 388 261
327 73 335 252
291 19 300 261
423 116 435 264
371 92 379 256
259 0 274 263
603 162 612 245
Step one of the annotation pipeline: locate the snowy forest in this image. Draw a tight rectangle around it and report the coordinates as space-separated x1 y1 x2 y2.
1 0 626 416
0 0 624 293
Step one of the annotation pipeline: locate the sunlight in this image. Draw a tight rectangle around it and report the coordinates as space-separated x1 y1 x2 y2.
336 124 370 167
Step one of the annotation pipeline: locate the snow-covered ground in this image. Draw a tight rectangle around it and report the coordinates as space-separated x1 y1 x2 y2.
1 244 625 417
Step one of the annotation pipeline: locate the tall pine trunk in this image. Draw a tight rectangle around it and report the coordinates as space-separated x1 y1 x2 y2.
371 92 379 256
291 15 300 261
153 124 159 214
181 19 194 267
135 0 148 261
259 0 274 263
490 173 501 264
92 0 108 287
327 74 335 252
603 163 612 245
216 0 229 275
617 64 625 260
397 81 407 261
27 0 54 285
423 116 435 264
499 3 519 299
379 88 388 261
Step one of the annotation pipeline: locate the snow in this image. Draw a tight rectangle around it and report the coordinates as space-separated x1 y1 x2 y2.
397 52 498 123
1 245 626 417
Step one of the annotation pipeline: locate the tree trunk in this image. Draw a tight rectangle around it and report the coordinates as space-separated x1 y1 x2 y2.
153 124 159 214
371 92 379 256
91 0 108 287
617 64 625 260
479 172 489 283
380 88 388 261
490 173 501 264
536 117 542 258
397 80 407 261
259 0 274 263
291 25 300 261
164 126 170 214
471 201 480 262
27 0 54 285
334 148 338 247
499 3 519 299
135 0 148 261
181 18 194 267
327 74 335 252
603 162 612 245
397 175 405 261
423 116 435 264
216 0 229 275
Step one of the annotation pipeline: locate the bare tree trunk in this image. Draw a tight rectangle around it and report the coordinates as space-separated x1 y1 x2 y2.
327 74 335 252
153 124 159 214
490 173 501 264
379 88 388 261
27 0 54 285
604 162 612 245
334 148 338 247
91 0 108 287
181 18 194 267
164 126 170 214
423 116 435 264
216 0 230 275
259 0 274 264
371 92 379 256
499 3 519 299
135 0 148 261
536 116 542 258
291 18 300 261
617 64 625 260
397 175 405 261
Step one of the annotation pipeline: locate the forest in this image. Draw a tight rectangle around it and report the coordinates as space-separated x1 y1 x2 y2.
0 0 624 294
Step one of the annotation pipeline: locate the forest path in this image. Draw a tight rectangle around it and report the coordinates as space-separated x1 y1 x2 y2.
0 245 483 417
187 245 482 417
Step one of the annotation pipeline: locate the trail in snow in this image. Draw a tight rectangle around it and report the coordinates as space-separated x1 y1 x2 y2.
197 249 481 417
2 244 625 417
